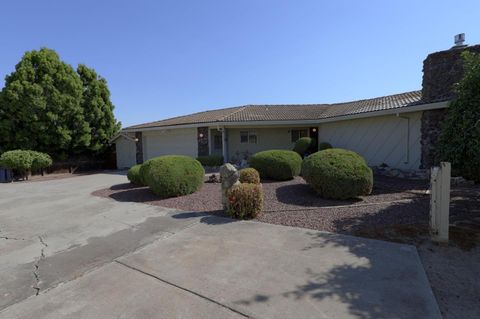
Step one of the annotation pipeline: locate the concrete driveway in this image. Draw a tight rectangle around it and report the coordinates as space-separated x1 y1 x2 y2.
0 173 441 318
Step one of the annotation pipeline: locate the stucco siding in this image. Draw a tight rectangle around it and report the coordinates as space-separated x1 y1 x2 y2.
115 136 137 169
318 111 422 170
143 128 197 160
228 127 310 161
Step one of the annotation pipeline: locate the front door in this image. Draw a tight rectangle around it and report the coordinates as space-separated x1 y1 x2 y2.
212 132 223 155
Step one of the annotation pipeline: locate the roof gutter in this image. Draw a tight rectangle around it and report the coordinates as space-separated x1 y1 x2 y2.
121 101 449 133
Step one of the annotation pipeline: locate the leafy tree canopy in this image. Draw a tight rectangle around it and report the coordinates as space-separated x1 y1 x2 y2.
436 51 480 182
77 64 121 153
0 48 120 159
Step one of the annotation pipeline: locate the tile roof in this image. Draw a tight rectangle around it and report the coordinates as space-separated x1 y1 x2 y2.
125 90 424 130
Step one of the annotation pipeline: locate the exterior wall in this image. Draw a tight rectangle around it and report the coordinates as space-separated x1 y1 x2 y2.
115 136 137 169
318 112 423 170
227 127 311 162
142 128 198 161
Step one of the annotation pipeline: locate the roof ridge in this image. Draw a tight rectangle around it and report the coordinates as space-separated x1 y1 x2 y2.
329 90 421 106
217 105 249 122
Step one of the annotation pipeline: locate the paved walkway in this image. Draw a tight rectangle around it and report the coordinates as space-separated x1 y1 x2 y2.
0 173 441 318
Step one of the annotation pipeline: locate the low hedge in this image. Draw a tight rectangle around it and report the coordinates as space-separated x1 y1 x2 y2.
293 137 315 156
227 183 263 219
140 155 205 198
301 148 373 199
28 151 53 171
319 142 333 151
127 164 144 185
249 150 302 180
0 150 52 178
239 168 260 184
196 155 224 167
0 150 33 175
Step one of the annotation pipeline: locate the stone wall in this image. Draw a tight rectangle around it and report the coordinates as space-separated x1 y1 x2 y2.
422 44 480 102
420 109 447 169
197 127 209 157
420 44 480 168
135 132 143 164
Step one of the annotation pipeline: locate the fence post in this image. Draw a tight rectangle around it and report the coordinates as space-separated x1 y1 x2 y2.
430 162 451 243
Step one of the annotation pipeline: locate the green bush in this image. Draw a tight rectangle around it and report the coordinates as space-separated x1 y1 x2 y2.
227 183 263 219
301 148 373 199
196 155 224 166
319 142 333 151
239 168 260 184
140 155 205 198
249 150 302 180
436 51 480 182
0 150 33 178
293 137 315 156
28 151 52 171
127 164 144 185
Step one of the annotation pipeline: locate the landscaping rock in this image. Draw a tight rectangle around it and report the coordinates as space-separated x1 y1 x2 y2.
206 174 220 183
219 163 240 209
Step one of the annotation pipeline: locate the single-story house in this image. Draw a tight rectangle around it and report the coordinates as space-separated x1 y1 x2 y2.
113 42 480 171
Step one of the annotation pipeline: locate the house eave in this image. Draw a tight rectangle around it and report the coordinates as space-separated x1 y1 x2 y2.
121 101 449 133
109 132 136 143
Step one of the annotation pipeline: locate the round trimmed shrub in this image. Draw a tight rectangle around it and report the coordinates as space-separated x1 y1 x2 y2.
249 150 302 180
140 155 205 198
127 164 144 185
293 137 314 156
319 142 332 151
28 151 52 171
239 168 260 184
227 183 263 219
301 148 373 199
0 150 33 177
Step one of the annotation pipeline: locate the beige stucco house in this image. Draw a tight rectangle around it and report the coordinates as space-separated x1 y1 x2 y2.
112 43 480 171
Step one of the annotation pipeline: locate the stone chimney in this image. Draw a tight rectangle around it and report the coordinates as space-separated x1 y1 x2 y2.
420 38 480 169
422 43 480 102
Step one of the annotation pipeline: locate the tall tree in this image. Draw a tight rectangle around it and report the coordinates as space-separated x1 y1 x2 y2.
77 64 120 154
0 48 120 159
436 51 480 182
0 48 91 158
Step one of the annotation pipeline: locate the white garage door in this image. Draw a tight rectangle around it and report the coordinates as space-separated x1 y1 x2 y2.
115 136 137 169
143 128 198 160
318 112 422 171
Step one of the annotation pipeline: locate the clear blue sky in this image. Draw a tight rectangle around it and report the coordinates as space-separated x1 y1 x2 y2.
1 1 479 127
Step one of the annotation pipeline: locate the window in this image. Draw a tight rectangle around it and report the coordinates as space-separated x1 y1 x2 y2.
291 129 308 142
240 131 248 143
240 131 257 144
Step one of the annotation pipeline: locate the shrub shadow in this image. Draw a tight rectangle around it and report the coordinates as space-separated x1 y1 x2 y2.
108 187 158 203
170 211 236 225
274 183 359 207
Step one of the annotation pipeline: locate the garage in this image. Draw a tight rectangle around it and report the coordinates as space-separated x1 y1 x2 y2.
143 128 198 160
114 135 137 169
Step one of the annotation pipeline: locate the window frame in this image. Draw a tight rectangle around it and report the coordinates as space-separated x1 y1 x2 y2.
291 129 309 143
240 130 257 144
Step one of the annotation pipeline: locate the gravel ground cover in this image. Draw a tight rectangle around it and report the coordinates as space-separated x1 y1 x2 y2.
92 175 431 234
92 174 480 318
